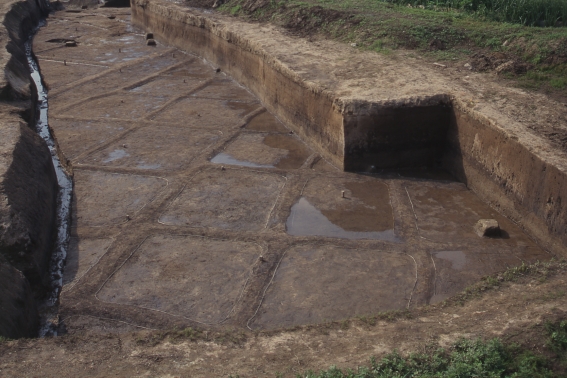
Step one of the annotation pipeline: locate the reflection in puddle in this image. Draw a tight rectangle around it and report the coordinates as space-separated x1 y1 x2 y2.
210 133 311 169
225 101 259 115
286 197 399 241
211 152 274 168
103 149 129 163
432 251 466 270
246 111 289 133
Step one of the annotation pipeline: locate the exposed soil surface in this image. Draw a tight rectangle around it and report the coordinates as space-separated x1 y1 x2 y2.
196 0 567 152
0 4 566 377
1 262 566 377
23 6 550 339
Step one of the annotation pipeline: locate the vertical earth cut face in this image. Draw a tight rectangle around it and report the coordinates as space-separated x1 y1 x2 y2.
0 0 57 338
130 0 567 256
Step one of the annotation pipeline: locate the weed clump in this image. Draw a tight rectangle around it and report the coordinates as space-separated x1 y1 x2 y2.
385 0 567 27
301 338 554 377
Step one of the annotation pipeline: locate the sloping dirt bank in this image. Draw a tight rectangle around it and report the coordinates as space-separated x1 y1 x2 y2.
131 0 567 255
1 261 566 376
0 0 58 338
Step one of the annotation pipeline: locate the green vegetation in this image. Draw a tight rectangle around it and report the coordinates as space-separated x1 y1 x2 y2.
299 336 563 377
219 0 567 94
546 320 567 356
385 0 567 27
439 260 567 307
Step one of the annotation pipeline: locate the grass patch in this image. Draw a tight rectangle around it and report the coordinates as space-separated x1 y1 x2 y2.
217 0 567 95
545 320 567 355
300 337 557 377
386 0 567 27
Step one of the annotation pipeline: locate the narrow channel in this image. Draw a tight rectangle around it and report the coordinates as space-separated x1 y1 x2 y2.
25 22 73 337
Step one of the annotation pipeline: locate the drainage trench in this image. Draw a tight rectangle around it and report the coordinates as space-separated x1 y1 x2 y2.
25 26 72 336
25 4 563 334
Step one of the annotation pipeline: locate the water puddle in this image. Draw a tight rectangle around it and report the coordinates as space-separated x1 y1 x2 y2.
26 23 73 336
432 251 466 270
210 133 311 169
286 197 398 241
225 100 259 116
102 149 129 163
286 179 399 241
245 111 289 133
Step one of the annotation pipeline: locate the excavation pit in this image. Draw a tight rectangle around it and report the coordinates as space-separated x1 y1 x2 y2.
72 170 167 227
250 245 416 329
26 6 564 335
97 235 261 324
80 125 220 171
159 169 286 231
48 118 132 160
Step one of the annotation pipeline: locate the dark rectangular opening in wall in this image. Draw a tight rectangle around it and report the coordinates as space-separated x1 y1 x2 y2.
343 103 454 172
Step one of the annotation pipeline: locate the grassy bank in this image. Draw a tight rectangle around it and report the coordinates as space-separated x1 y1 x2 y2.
298 328 567 377
386 0 567 27
213 0 567 95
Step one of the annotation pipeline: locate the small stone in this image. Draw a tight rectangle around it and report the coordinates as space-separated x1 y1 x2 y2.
474 219 501 238
65 41 77 47
350 43 357 47
146 39 156 46
495 60 515 75
464 63 472 70
146 33 154 40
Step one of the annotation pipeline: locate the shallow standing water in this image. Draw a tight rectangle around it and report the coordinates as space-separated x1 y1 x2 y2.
25 24 73 336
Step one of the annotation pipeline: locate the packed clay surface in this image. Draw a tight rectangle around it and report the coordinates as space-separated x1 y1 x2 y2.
28 7 553 334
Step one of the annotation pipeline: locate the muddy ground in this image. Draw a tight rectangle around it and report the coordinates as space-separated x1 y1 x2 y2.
27 7 553 334
1 262 566 376
0 3 565 377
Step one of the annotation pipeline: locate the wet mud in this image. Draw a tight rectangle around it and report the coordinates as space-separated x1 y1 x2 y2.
34 7 552 333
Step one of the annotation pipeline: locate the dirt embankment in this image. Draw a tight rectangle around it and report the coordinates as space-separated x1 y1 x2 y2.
131 0 567 256
0 0 58 338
